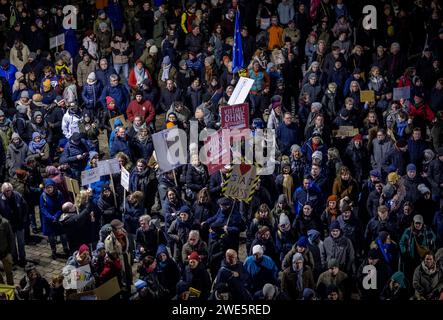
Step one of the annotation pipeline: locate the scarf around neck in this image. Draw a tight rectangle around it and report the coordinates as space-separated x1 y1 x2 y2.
161 64 171 81
135 67 147 85
396 119 408 137
29 138 46 153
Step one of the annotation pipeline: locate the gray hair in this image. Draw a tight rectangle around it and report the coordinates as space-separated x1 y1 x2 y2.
189 230 200 240
139 215 151 224
1 183 13 193
109 74 119 81
291 144 301 153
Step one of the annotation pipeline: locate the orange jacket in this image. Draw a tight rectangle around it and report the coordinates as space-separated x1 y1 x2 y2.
268 25 284 50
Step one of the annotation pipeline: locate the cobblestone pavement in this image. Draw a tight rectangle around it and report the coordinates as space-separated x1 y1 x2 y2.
3 122 248 287
12 235 67 285
3 220 247 288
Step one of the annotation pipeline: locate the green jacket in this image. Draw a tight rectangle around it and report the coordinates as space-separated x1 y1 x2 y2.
399 226 436 260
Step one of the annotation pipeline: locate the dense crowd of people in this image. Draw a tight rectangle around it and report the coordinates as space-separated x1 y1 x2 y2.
0 0 443 301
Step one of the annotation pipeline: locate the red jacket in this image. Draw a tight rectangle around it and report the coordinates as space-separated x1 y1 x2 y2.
126 99 155 124
100 257 122 283
128 68 152 90
409 102 435 122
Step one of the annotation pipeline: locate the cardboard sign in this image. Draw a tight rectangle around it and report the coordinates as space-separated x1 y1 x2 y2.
204 130 230 175
67 277 120 300
222 163 259 202
97 158 121 176
393 86 411 101
49 33 65 49
64 176 80 195
220 103 249 129
360 90 375 102
152 127 187 173
120 166 130 191
271 49 285 65
110 115 127 130
81 167 101 186
228 77 255 105
332 126 359 137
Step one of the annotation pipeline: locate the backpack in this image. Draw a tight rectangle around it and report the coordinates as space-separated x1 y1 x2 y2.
12 114 30 134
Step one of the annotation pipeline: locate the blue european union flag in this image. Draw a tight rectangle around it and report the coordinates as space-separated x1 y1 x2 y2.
232 10 244 73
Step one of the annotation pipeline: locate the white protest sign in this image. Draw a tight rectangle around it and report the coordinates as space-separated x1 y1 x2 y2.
97 158 121 176
81 167 101 186
120 166 130 191
63 264 94 291
152 127 187 173
70 264 94 291
228 76 255 106
49 33 65 49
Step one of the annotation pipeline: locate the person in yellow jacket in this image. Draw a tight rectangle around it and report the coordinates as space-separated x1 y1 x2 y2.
181 4 196 34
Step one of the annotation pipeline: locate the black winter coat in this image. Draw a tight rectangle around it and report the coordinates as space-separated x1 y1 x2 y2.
183 263 212 300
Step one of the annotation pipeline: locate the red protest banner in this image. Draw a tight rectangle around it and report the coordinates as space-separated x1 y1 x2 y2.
204 130 230 175
220 103 249 129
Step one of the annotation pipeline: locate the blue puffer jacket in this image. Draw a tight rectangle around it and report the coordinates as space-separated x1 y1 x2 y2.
60 139 90 171
0 63 18 88
110 135 131 158
108 119 123 151
100 84 130 114
81 82 102 110
39 190 64 237
293 184 323 217
243 255 278 287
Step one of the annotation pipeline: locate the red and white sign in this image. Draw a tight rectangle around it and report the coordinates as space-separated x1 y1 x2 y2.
204 130 230 175
220 103 249 129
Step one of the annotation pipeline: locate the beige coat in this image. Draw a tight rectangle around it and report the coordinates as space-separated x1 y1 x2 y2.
76 60 97 87
10 44 30 71
111 40 130 65
105 230 129 274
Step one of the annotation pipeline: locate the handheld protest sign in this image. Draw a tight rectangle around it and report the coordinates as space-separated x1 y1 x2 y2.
220 103 249 129
393 86 410 101
360 90 375 102
110 115 127 130
222 163 261 203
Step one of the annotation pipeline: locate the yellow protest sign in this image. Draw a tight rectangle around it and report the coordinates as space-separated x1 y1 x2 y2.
222 163 260 203
64 176 80 195
360 90 375 102
0 284 15 300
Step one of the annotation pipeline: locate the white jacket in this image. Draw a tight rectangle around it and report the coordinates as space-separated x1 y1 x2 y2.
82 37 98 60
62 110 82 139
267 109 282 130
